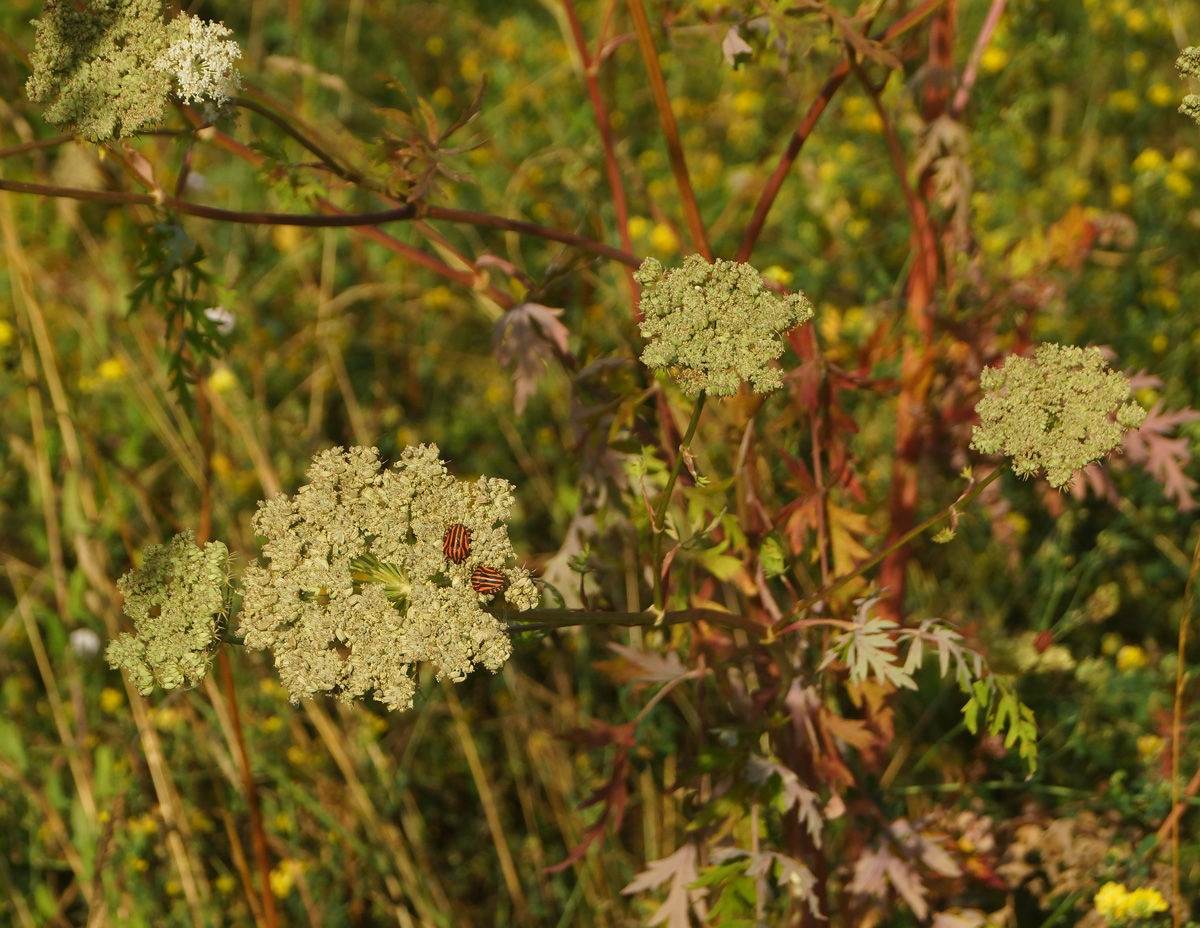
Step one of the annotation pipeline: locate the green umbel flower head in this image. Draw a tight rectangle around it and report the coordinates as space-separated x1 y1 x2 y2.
237 446 537 712
107 531 230 695
634 256 814 396
1178 47 1200 127
970 344 1146 489
26 1 242 141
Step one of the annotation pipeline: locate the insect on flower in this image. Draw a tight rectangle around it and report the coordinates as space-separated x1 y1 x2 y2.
470 566 506 595
443 523 473 563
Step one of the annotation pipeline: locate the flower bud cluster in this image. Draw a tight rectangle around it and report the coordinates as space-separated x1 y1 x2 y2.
970 344 1146 489
634 256 813 396
1178 47 1200 127
106 531 229 695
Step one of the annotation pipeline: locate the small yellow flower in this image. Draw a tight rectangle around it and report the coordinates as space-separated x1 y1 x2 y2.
1110 183 1133 207
1116 644 1147 671
1165 171 1192 199
215 874 236 894
649 222 679 254
432 86 453 107
762 265 793 286
1125 886 1168 916
0 319 14 348
208 366 237 394
857 111 884 133
424 36 445 57
165 879 182 896
1152 333 1169 353
980 46 1009 73
1147 83 1175 107
1137 734 1165 758
1127 50 1147 72
1123 8 1148 32
100 687 124 713
210 452 233 479
272 225 303 253
1108 89 1138 113
269 859 305 898
1172 148 1197 171
628 216 650 239
732 89 762 116
1067 176 1091 201
260 715 284 733
1101 632 1122 656
132 857 149 872
98 357 126 382
1133 148 1165 172
1094 882 1128 920
424 285 455 310
459 54 481 82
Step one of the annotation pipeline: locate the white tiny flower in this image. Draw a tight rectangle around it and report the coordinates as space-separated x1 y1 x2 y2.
70 628 103 659
204 305 236 335
158 16 243 107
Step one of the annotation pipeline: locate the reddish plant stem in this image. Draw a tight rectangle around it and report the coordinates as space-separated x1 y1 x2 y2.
736 0 947 263
876 0 956 619
625 0 711 260
562 0 639 311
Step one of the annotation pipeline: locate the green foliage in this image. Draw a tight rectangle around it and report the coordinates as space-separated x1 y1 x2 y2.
3 0 1200 926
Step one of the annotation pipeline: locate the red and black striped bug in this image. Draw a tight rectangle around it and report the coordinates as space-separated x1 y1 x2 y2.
443 523 473 563
470 566 506 595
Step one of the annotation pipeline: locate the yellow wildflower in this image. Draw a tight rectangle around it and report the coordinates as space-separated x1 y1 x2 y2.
1147 83 1175 107
100 687 124 713
762 265 794 286
425 36 444 57
98 357 126 382
1110 183 1133 207
1137 734 1165 758
649 222 679 254
1123 8 1148 32
432 86 453 107
1132 148 1165 172
981 47 1009 73
0 320 14 347
1116 644 1147 671
1165 171 1192 199
208 366 237 394
1108 89 1138 113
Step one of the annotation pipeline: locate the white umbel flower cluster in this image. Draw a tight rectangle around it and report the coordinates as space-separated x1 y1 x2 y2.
157 14 242 107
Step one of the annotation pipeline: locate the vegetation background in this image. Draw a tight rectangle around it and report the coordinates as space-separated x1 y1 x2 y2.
1 0 1200 926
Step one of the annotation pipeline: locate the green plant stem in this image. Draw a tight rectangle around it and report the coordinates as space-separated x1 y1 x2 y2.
651 391 707 612
504 606 767 637
1169 523 1200 926
771 466 1005 637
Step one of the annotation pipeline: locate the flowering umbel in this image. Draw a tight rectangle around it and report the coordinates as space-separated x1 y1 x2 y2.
237 445 537 712
106 531 230 695
26 0 242 141
1178 47 1200 127
634 256 814 396
970 344 1146 489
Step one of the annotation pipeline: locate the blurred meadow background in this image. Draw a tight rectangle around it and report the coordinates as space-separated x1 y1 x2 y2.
2 0 1200 925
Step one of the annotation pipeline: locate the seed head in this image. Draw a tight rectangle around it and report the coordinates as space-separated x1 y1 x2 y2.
1178 47 1200 127
635 256 813 396
970 344 1146 489
106 530 230 695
